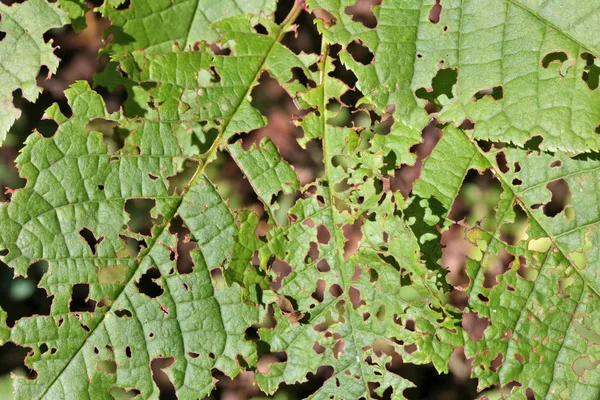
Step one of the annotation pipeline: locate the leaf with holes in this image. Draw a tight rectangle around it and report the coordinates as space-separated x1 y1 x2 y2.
4 0 600 398
309 0 600 152
416 126 600 397
0 0 69 146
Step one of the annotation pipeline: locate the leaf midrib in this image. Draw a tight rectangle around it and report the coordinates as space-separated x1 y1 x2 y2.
34 8 302 399
461 128 600 299
507 0 599 57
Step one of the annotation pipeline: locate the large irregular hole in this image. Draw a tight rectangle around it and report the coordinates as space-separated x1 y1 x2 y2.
150 357 176 399
415 67 458 111
80 228 103 255
344 0 381 28
428 0 442 24
0 342 34 379
317 225 331 244
253 23 268 35
271 260 293 291
109 388 141 399
542 51 572 77
582 52 599 90
343 220 363 260
116 0 131 10
524 134 544 151
346 40 375 65
168 217 197 275
462 312 490 341
257 351 288 374
495 151 509 173
0 261 53 327
125 199 156 236
70 283 97 313
135 267 164 298
97 360 117 374
86 118 130 153
483 249 515 289
289 66 316 89
542 178 571 218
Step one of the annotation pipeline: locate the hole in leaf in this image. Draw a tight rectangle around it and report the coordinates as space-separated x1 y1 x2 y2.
97 360 117 374
490 353 503 373
316 259 330 272
313 341 326 354
110 387 141 399
550 160 562 168
543 178 571 218
271 260 292 290
290 67 316 88
582 52 599 90
415 67 458 109
80 228 103 255
514 161 521 172
460 118 475 130
115 309 132 318
542 51 572 77
462 312 489 341
317 225 331 244
514 353 525 364
311 279 326 302
473 86 503 101
342 219 362 260
69 283 96 313
135 267 164 298
86 118 130 153
344 0 381 28
125 199 156 237
253 23 268 35
151 357 176 399
0 260 53 327
428 0 442 24
169 217 197 275
346 40 375 65
116 0 131 10
257 351 288 374
483 250 514 288
495 151 509 173
333 339 345 359
524 135 544 151
329 284 343 297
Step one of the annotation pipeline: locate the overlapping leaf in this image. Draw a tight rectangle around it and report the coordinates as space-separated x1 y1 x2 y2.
0 0 69 145
416 126 600 397
308 0 600 152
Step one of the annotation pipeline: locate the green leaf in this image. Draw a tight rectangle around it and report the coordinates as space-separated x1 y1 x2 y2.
5 0 600 398
100 0 277 69
0 0 69 145
0 81 259 399
229 137 300 222
309 0 600 153
417 126 600 397
249 44 459 398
